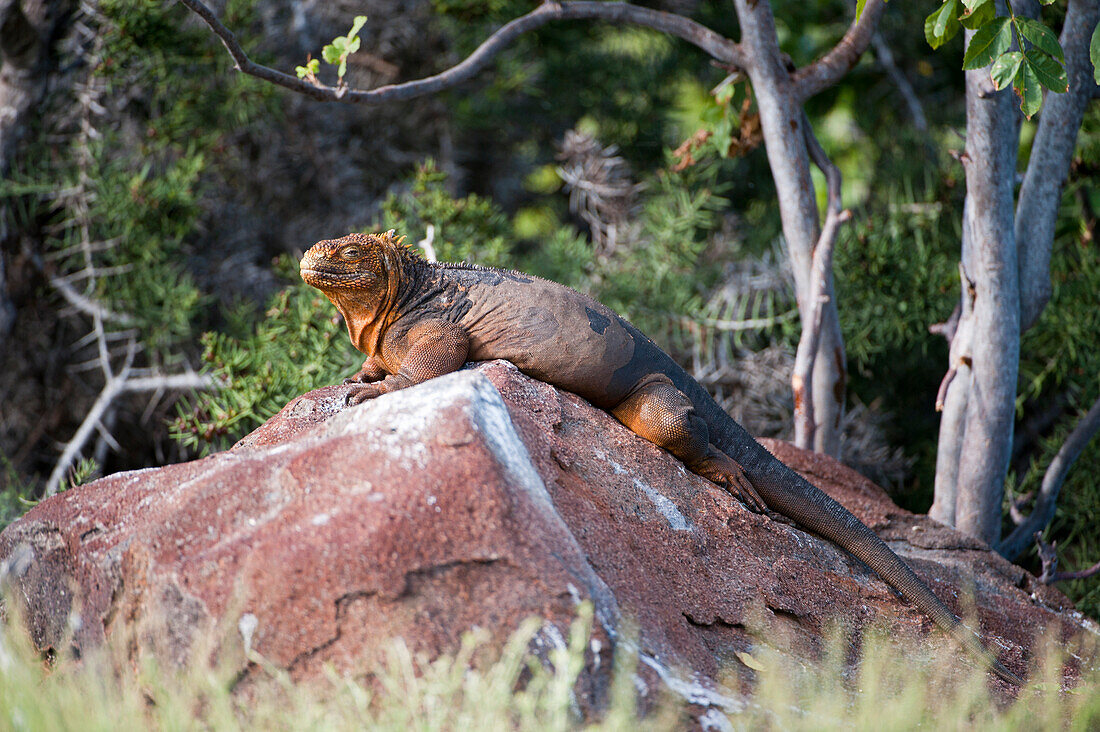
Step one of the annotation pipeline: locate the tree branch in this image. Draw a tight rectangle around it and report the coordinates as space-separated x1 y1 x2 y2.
1035 534 1100 583
733 0 848 454
997 393 1100 560
178 0 745 104
929 264 975 527
791 0 886 101
45 354 215 496
792 113 850 448
50 275 136 325
1049 559 1100 583
869 30 929 133
952 23 1021 544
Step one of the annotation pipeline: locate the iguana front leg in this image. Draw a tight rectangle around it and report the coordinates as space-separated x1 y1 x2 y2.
344 356 389 385
611 376 767 513
346 320 470 405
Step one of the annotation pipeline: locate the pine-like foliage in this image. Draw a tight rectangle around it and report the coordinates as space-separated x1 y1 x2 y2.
0 0 273 494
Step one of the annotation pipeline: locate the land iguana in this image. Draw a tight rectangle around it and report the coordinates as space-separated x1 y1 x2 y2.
300 230 1023 686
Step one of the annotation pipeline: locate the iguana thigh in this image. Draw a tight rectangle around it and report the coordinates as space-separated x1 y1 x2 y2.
610 376 766 512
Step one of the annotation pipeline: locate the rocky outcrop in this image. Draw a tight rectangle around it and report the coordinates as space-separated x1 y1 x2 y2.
1 361 1096 714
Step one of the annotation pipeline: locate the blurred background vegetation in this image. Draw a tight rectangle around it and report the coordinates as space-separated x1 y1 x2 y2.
1 0 1097 616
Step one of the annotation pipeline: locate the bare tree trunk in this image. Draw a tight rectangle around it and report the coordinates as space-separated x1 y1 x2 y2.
930 260 975 527
1016 0 1100 330
733 0 846 455
933 1 1098 545
951 52 1020 544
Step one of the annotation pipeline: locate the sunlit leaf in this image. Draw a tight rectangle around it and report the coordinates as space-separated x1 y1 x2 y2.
934 0 958 38
1090 21 1100 84
925 0 961 50
962 16 1011 70
1025 48 1068 93
1013 60 1043 118
990 51 1023 90
960 0 994 31
1015 17 1064 61
736 651 766 671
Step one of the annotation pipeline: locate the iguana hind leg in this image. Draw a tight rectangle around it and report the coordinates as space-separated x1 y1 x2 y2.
611 377 767 513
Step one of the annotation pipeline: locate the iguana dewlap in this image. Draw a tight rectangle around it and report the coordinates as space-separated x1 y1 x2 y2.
300 230 1021 685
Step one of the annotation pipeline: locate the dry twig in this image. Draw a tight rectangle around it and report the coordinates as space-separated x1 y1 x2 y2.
791 112 851 449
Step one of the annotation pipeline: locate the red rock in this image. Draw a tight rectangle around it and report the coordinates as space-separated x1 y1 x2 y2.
1 361 1095 715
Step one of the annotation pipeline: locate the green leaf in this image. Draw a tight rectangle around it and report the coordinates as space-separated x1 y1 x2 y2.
990 51 1023 90
1015 17 1064 61
924 9 942 48
962 16 1011 70
934 0 957 38
960 0 987 11
1025 48 1068 93
348 15 367 38
347 37 361 55
925 0 961 50
322 42 341 65
856 0 867 21
338 59 348 79
1090 21 1100 85
295 65 308 79
1013 61 1043 118
960 0 994 30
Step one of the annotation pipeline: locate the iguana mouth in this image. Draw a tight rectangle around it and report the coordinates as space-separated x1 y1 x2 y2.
300 268 362 287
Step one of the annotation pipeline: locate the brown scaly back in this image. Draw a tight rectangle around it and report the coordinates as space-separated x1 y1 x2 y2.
300 230 423 356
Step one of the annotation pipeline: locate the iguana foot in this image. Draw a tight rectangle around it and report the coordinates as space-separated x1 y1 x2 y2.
344 357 389 385
345 384 384 405
765 509 795 525
688 450 767 513
715 459 768 514
343 369 384 385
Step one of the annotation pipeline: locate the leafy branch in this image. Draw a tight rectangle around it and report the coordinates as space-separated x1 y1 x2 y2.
296 15 368 88
924 0 1099 118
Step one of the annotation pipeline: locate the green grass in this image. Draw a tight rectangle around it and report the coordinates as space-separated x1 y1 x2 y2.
2 599 1099 730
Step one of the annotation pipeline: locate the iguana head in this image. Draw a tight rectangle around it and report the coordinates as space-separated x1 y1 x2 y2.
300 230 416 355
300 230 410 292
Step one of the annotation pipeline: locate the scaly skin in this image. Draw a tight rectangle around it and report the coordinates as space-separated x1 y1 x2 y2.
300 230 1023 686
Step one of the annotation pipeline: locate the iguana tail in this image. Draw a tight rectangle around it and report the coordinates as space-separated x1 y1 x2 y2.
682 380 1023 686
745 453 1021 686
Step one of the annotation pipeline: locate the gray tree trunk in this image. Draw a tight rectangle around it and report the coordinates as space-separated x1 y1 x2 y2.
934 0 1098 546
733 0 846 455
953 59 1019 543
1015 0 1100 330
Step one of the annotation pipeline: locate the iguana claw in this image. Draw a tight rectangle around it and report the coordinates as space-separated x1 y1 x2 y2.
345 384 383 405
725 464 768 514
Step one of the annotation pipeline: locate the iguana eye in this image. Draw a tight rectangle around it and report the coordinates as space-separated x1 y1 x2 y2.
340 247 361 260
